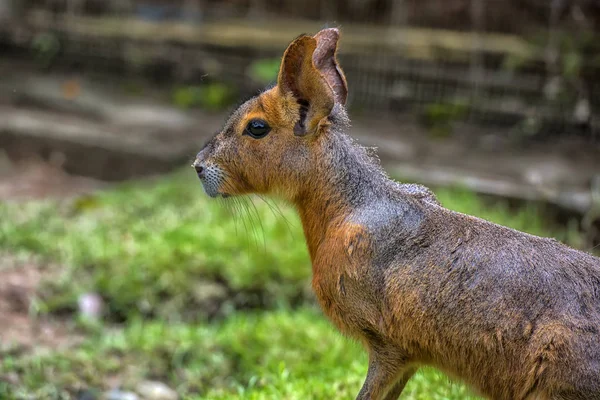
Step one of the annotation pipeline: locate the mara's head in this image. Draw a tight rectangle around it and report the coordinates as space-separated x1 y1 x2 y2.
193 28 349 201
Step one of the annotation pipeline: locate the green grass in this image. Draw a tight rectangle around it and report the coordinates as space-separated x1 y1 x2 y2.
2 308 478 400
0 171 310 321
0 168 583 399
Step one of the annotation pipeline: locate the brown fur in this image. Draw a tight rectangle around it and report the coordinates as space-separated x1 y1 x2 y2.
194 28 600 400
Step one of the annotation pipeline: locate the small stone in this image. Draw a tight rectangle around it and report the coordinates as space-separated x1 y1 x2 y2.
78 292 104 320
135 381 178 400
105 389 139 400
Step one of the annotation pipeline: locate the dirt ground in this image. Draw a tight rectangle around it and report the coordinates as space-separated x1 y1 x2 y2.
0 160 104 356
0 255 81 352
0 158 106 201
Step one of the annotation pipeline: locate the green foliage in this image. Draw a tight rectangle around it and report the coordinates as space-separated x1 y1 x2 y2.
562 51 582 79
30 32 61 68
247 58 281 85
120 81 146 96
173 85 203 109
501 52 529 73
503 28 597 81
199 82 236 111
1 308 480 399
0 171 309 321
419 100 470 137
172 83 236 111
512 115 543 139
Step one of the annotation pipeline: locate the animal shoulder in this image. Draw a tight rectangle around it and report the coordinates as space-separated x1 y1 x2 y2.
346 189 434 243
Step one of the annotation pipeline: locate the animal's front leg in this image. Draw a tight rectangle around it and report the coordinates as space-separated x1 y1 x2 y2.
382 367 418 400
356 351 411 400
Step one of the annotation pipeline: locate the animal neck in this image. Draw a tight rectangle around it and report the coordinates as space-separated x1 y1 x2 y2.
292 126 390 261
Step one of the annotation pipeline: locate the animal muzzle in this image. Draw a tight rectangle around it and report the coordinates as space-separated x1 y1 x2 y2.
193 159 224 198
193 162 206 180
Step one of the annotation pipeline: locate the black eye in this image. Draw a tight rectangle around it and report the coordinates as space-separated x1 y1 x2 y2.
244 119 271 139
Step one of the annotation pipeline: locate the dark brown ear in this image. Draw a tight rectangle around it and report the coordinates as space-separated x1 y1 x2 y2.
313 28 348 106
277 35 335 136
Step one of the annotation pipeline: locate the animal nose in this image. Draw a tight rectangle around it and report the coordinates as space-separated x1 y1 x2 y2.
194 163 205 179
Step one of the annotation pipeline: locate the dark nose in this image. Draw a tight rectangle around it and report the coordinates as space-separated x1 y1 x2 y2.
194 146 211 179
194 163 205 179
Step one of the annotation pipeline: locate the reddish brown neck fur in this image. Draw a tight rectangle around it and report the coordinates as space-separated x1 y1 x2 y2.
295 195 347 262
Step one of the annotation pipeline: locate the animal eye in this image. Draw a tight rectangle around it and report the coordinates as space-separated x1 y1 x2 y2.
244 119 271 139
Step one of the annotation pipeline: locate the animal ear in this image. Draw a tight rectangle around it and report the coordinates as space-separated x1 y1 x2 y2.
313 28 348 106
277 35 335 136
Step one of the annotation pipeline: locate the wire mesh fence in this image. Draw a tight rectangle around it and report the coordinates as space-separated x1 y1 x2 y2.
1 0 599 141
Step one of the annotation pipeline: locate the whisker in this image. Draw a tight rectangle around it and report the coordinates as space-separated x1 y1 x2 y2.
231 196 245 229
257 195 296 239
230 202 239 236
221 197 238 235
222 182 240 236
233 197 253 250
223 173 248 237
248 195 267 254
215 176 269 254
239 196 261 252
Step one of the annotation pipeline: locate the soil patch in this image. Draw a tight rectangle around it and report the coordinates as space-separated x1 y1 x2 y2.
0 157 106 201
0 160 97 356
0 255 81 353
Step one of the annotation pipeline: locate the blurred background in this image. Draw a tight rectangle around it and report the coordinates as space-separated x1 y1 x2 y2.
0 1 599 399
